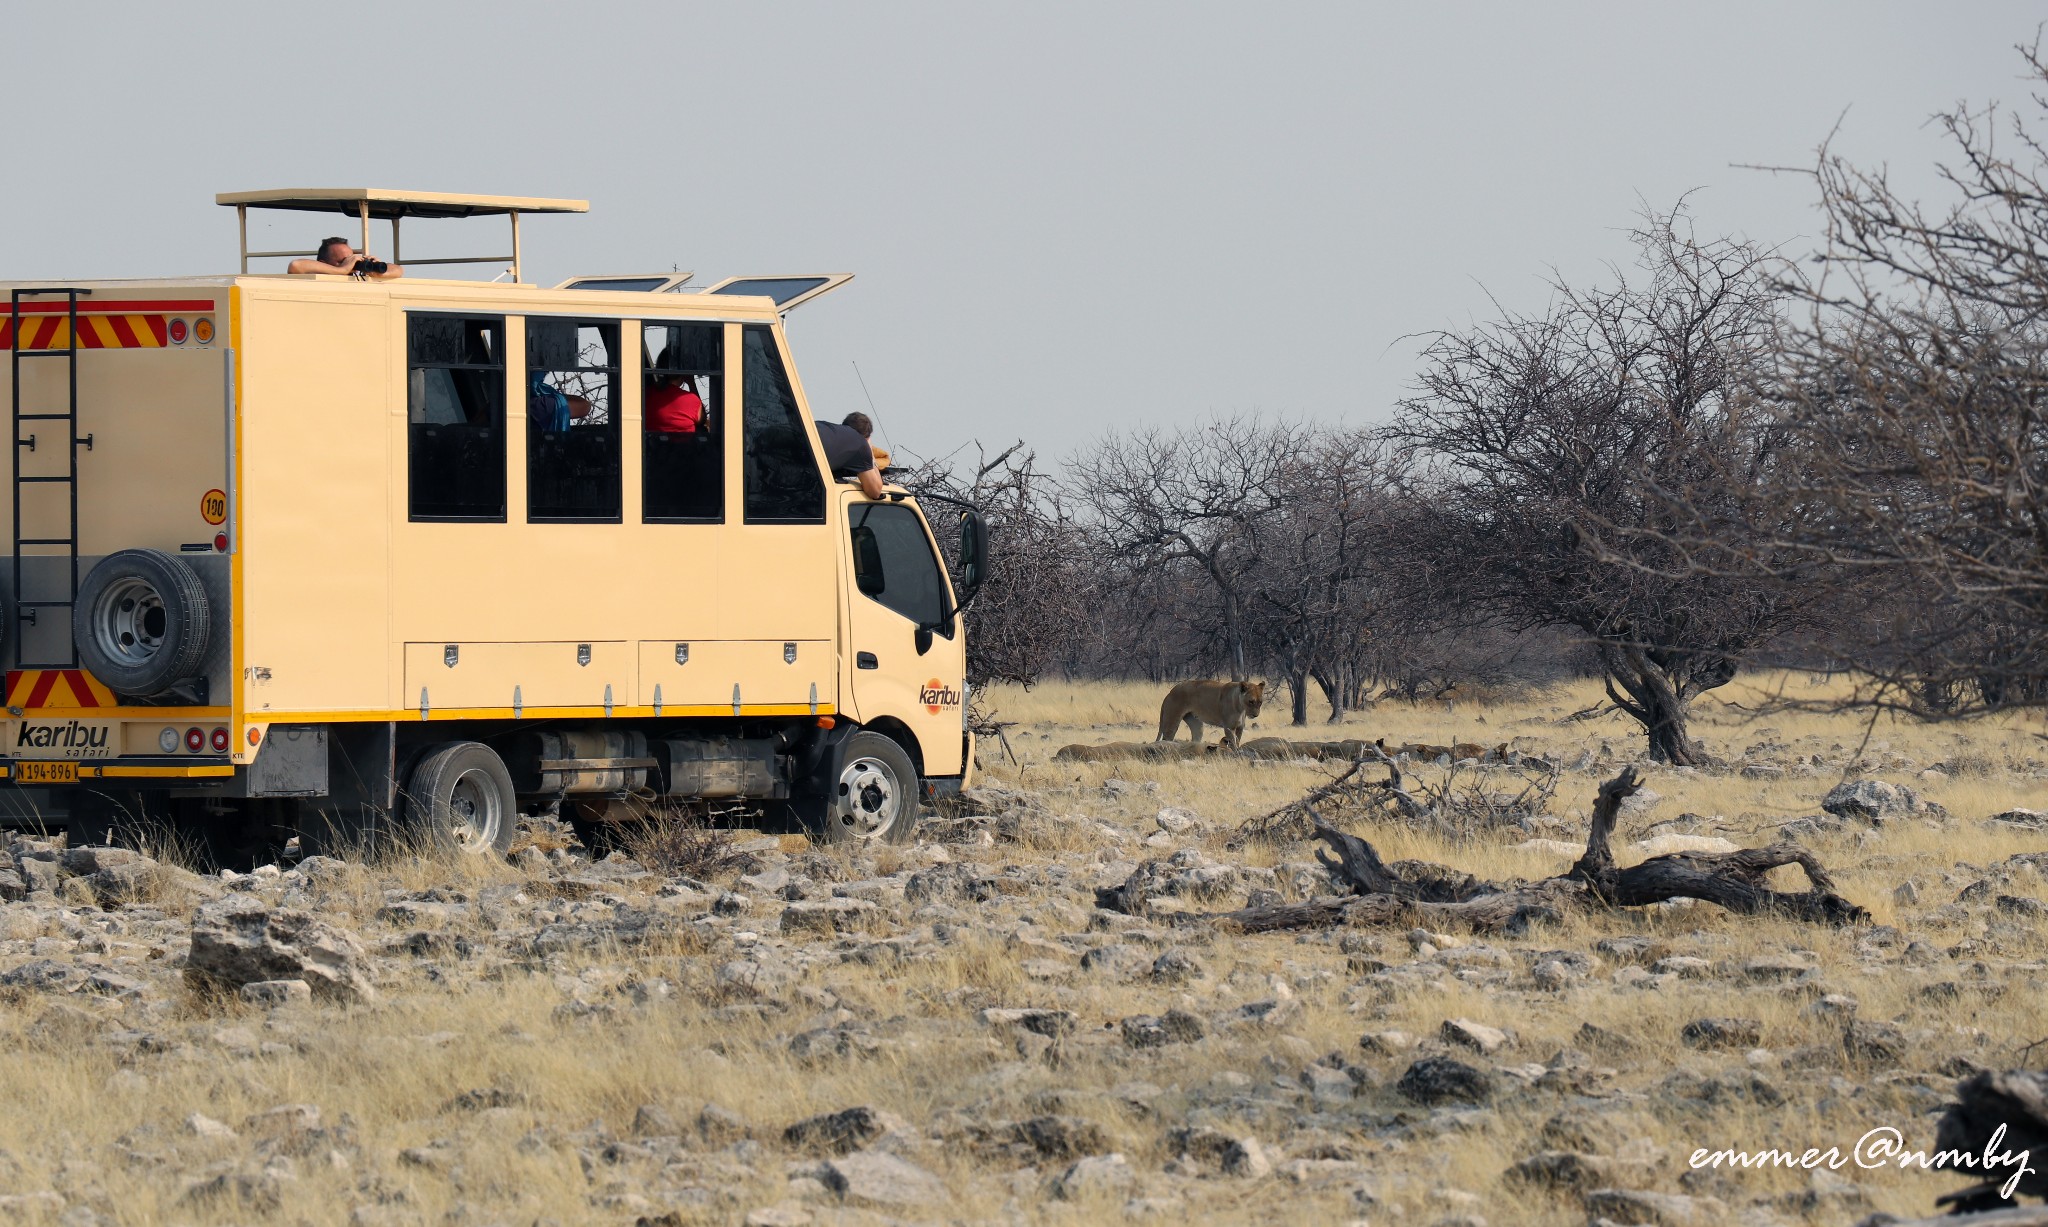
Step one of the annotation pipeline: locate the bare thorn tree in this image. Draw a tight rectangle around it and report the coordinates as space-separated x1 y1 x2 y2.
897 440 1089 690
1073 418 1308 683
1747 38 2048 715
1391 208 1815 764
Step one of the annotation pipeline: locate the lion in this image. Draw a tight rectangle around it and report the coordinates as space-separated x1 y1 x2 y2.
1374 737 1510 762
1157 679 1265 749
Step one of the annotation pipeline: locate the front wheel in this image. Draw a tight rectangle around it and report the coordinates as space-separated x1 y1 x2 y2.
404 742 517 856
804 731 920 846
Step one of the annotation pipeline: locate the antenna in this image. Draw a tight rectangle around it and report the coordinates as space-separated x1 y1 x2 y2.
851 360 896 456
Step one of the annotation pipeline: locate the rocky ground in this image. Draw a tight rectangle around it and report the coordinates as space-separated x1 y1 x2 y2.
0 678 2045 1225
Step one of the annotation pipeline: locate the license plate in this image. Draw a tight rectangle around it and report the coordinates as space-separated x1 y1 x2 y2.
15 760 77 785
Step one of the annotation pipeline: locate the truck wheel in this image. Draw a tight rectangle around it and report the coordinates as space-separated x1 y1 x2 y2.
404 742 517 856
74 550 210 697
807 731 920 846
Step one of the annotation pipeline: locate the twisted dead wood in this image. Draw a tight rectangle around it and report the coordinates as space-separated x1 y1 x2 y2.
1206 766 1869 933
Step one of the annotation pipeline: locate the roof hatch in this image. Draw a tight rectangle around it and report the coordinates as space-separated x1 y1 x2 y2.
553 273 696 293
698 274 853 310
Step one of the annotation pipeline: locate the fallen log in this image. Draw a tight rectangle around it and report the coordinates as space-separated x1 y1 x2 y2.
1053 737 1449 764
1053 740 1213 763
1107 766 1870 934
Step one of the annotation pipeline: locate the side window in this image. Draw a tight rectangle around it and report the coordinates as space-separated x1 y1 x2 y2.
848 502 951 633
741 324 825 523
407 315 505 521
642 322 723 523
527 318 622 522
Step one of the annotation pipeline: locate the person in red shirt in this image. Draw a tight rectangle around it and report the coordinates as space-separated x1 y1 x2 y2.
645 370 703 433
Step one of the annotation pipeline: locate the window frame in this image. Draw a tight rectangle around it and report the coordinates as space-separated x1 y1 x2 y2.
640 318 726 525
524 314 625 525
847 499 956 637
405 311 508 524
739 323 828 525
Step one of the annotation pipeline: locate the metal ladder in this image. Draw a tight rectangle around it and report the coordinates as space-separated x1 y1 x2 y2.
9 287 93 668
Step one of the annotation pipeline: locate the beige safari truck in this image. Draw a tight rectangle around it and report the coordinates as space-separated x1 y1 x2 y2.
0 188 984 863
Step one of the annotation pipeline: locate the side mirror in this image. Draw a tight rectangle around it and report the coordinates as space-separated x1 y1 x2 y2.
957 510 990 598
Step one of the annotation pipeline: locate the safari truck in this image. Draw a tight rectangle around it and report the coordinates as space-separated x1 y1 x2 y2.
0 188 984 863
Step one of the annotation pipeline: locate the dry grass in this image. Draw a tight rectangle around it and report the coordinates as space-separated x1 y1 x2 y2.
0 673 2043 1223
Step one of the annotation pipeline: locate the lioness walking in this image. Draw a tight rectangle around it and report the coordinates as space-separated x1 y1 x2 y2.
1157 679 1265 749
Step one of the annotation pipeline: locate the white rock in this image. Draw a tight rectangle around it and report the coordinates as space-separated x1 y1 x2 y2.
1990 807 2047 827
1054 1153 1135 1200
779 898 879 935
184 1113 238 1140
1822 779 1919 821
1223 1136 1272 1178
186 898 376 1003
1631 834 1741 856
1618 787 1662 819
240 979 312 1007
819 1151 946 1208
1439 1018 1509 1054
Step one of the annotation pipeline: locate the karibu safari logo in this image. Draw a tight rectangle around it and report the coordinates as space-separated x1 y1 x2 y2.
920 679 960 716
17 720 111 750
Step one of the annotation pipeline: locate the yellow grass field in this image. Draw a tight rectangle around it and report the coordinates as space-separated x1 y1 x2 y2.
0 673 2042 1225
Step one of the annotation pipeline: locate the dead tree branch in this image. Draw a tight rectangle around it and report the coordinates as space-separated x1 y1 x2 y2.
1105 767 1871 934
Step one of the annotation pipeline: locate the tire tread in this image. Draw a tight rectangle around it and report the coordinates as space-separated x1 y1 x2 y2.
405 741 517 856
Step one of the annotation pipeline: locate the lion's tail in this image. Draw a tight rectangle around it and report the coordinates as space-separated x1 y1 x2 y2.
1157 691 1182 741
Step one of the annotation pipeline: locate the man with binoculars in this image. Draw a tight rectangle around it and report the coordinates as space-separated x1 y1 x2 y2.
287 236 405 280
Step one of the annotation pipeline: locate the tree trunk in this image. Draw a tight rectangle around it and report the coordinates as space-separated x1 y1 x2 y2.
1348 666 1373 713
1215 580 1248 683
1312 668 1346 723
1288 668 1309 726
1599 644 1710 766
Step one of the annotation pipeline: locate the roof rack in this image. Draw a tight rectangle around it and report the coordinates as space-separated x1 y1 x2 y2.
217 188 589 282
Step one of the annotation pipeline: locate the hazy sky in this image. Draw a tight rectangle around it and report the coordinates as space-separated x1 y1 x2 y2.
3 3 2040 465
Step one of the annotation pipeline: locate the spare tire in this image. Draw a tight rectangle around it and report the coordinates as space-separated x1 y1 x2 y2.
74 549 210 697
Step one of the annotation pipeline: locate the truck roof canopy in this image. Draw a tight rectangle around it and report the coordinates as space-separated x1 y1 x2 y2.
219 188 589 282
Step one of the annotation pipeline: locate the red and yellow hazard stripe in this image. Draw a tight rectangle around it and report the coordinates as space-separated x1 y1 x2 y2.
4 669 117 709
1 314 170 350
1 299 216 351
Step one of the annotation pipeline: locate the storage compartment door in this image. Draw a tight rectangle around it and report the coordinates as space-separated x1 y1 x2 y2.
404 641 631 713
637 639 832 712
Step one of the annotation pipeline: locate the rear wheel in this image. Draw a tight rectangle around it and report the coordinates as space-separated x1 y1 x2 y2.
73 550 210 697
804 731 920 846
404 742 517 856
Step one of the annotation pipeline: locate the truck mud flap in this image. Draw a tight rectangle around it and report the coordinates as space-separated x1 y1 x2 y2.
770 721 858 830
